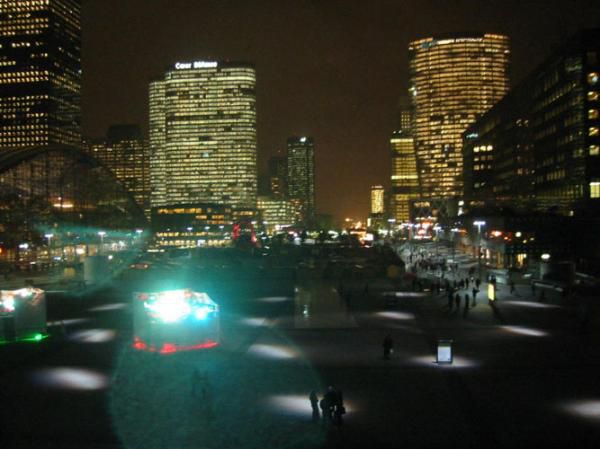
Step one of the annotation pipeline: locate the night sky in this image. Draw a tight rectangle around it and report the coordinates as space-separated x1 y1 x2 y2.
81 0 600 224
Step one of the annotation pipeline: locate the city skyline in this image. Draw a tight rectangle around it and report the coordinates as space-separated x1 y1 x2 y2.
79 0 600 223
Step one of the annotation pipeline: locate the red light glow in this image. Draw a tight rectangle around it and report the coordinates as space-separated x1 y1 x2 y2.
132 337 218 354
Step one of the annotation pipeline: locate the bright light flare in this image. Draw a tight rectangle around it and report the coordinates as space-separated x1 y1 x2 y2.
30 367 108 391
248 343 298 360
257 296 291 303
503 300 560 309
382 291 427 298
410 354 480 369
47 317 90 326
264 394 357 418
144 295 191 323
561 400 600 421
375 311 415 320
68 329 117 343
240 317 268 327
500 325 549 337
88 303 127 312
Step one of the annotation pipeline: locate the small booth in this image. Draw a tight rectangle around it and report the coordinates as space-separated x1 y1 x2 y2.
132 289 220 354
0 288 47 343
437 339 453 364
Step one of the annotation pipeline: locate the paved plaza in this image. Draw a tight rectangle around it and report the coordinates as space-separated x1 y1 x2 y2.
1 247 600 449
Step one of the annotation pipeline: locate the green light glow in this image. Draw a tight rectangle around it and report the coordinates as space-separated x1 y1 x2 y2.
0 333 49 345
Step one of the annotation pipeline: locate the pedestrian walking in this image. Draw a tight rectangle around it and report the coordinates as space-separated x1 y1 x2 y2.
447 290 454 311
531 282 536 296
472 287 478 306
309 391 320 422
464 293 470 309
509 280 516 294
476 278 481 289
383 334 394 360
454 293 461 309
465 278 470 289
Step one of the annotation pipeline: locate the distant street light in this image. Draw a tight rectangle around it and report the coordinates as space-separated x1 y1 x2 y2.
473 221 486 276
98 231 106 254
45 233 54 260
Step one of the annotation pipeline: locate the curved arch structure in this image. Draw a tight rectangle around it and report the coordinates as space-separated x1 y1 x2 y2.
0 144 146 221
0 144 147 263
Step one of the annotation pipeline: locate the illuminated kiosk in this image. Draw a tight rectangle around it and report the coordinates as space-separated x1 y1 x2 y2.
0 288 48 344
132 289 220 354
437 339 453 364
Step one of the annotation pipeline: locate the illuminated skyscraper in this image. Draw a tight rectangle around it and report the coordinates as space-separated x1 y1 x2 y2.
408 33 510 200
149 61 257 209
267 153 287 198
390 130 420 222
0 0 81 150
370 185 385 214
398 95 413 134
287 136 315 223
86 125 150 215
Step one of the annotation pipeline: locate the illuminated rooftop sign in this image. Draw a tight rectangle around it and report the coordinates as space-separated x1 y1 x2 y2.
174 61 218 70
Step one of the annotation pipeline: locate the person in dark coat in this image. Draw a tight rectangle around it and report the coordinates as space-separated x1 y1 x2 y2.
455 293 461 309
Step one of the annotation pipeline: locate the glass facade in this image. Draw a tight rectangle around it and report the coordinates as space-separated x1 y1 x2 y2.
408 34 510 199
151 204 232 248
267 154 287 198
0 0 81 150
149 61 257 209
463 29 600 216
390 131 420 223
86 125 150 217
256 195 295 234
286 136 315 223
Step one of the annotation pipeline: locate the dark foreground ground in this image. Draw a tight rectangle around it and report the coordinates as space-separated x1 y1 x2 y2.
2 248 600 449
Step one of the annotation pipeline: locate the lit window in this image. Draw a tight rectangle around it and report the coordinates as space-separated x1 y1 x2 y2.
590 127 600 137
589 91 600 102
591 181 600 199
590 145 600 156
590 109 600 120
589 72 600 85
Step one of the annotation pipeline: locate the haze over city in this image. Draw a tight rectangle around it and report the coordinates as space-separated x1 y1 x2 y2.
81 0 600 221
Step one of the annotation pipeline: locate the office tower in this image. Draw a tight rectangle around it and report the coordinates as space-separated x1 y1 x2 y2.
0 0 81 150
268 153 287 198
257 195 295 234
408 33 510 200
398 95 413 134
149 60 257 209
463 29 600 216
370 185 385 214
86 124 150 214
286 136 315 223
390 130 420 223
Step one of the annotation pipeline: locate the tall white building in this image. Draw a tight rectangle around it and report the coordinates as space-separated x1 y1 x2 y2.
149 61 257 209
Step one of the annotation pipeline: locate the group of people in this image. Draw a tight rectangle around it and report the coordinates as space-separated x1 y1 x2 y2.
310 386 345 426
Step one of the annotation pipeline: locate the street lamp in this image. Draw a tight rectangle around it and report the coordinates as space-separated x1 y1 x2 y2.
98 231 106 254
473 221 486 277
44 233 54 260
